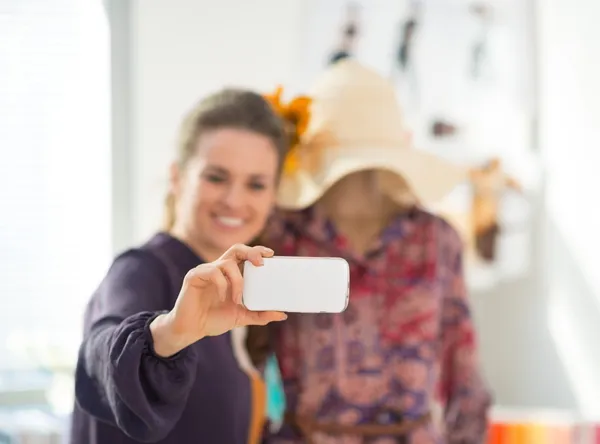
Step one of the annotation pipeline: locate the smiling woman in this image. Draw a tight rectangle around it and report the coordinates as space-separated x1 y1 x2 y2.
164 90 288 262
71 89 290 444
169 127 281 261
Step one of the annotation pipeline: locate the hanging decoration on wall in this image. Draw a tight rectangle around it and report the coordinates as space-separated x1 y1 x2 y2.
396 16 418 72
470 2 494 80
430 119 459 139
392 0 423 112
328 1 361 65
469 157 522 262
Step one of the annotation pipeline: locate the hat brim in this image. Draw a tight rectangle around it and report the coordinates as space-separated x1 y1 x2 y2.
276 147 468 210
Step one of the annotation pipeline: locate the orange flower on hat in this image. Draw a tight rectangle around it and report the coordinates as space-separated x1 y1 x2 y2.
263 86 312 175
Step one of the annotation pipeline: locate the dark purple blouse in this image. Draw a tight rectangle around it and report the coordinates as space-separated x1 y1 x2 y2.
70 233 252 444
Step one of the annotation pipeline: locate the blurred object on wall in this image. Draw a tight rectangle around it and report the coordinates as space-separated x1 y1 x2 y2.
409 0 536 164
430 119 459 138
470 2 494 79
328 2 361 65
297 0 537 154
393 0 423 113
433 155 532 290
396 17 417 71
470 157 522 262
296 0 405 94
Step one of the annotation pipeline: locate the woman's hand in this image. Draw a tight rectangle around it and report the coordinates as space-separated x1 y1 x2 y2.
150 244 287 357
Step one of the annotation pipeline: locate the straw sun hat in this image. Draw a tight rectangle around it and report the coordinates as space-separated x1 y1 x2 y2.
264 59 467 210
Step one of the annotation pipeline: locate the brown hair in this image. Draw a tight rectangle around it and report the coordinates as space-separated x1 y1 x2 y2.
163 88 288 231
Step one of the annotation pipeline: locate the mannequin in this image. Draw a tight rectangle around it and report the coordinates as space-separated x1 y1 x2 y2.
261 60 491 444
318 172 401 255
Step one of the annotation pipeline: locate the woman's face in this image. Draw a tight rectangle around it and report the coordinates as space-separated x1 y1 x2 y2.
171 128 279 260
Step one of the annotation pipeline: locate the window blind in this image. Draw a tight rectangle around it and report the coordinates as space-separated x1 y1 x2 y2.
0 0 111 370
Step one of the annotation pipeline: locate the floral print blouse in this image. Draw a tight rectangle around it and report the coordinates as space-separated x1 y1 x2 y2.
265 207 491 444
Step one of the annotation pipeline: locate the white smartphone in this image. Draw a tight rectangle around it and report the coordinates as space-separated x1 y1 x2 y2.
242 256 350 313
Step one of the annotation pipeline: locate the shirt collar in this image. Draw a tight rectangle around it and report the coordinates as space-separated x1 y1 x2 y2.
282 205 421 261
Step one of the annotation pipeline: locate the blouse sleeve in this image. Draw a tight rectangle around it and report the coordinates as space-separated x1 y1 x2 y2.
439 225 492 444
75 250 198 442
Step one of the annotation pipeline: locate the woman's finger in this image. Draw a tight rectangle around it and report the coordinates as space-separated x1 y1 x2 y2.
238 309 287 326
216 258 244 304
209 266 229 302
246 246 267 266
185 264 228 302
223 243 274 265
258 246 275 258
222 243 253 263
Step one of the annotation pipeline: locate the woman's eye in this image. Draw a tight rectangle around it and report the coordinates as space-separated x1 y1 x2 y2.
249 182 266 191
205 174 225 183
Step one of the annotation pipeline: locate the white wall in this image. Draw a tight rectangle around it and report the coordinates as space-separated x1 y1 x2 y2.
466 0 600 415
109 0 600 414
538 0 600 416
471 0 600 415
128 0 307 245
